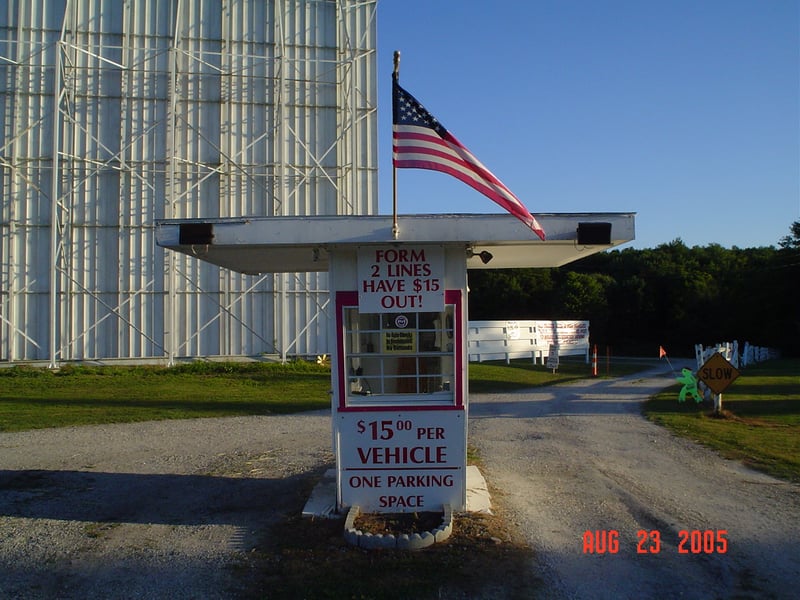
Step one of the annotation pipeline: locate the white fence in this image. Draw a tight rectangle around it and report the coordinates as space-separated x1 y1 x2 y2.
468 320 590 364
694 340 780 370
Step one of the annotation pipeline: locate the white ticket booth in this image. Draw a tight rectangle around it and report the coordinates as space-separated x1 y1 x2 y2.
156 213 634 514
331 243 469 513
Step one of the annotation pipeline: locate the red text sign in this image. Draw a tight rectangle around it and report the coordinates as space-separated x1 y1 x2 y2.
357 245 444 313
338 410 465 513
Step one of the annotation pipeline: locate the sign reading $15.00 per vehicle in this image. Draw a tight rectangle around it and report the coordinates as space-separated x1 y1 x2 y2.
337 410 465 512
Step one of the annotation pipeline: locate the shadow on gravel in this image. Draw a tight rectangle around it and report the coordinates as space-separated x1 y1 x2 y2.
1 467 546 600
469 371 683 419
0 467 324 526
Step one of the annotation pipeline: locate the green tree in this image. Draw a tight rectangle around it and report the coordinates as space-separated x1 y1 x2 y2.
775 221 800 354
552 271 614 343
779 220 800 250
467 228 798 356
467 269 555 319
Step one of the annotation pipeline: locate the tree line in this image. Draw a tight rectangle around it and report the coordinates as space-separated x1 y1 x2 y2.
467 222 800 357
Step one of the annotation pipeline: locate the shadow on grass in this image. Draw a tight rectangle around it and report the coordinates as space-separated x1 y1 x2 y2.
646 390 799 420
735 359 800 378
1 396 329 415
720 399 799 418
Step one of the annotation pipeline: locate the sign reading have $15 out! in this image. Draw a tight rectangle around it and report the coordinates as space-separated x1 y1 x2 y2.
358 246 444 313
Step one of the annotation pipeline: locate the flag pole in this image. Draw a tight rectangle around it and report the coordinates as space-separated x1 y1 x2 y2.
392 50 400 239
660 346 677 376
663 355 676 376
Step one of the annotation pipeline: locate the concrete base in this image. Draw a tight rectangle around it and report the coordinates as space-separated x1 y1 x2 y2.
302 465 492 518
465 465 493 514
343 504 455 549
301 469 338 518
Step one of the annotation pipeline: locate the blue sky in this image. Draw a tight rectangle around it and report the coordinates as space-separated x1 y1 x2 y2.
375 1 799 249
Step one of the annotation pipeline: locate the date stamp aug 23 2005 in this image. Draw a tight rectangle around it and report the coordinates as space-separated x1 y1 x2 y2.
582 529 729 555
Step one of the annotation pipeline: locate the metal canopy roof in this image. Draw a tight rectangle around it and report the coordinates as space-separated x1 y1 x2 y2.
155 213 635 274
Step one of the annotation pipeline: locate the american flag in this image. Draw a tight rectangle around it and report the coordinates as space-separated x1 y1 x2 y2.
392 75 546 241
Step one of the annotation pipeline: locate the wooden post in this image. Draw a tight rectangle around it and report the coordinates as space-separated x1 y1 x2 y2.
714 392 723 415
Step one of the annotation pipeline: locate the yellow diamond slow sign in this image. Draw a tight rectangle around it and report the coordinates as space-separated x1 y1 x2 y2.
698 352 740 395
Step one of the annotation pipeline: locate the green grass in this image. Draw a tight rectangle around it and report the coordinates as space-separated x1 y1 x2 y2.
9 358 796 485
643 358 800 483
0 357 652 433
0 361 331 432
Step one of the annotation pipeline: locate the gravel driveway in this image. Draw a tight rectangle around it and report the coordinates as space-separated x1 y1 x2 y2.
2 363 798 598
469 362 800 599
0 413 334 599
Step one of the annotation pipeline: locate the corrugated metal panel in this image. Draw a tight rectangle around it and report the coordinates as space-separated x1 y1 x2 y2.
0 0 62 360
0 0 377 363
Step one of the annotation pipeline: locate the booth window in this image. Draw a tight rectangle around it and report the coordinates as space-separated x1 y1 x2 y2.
343 305 456 405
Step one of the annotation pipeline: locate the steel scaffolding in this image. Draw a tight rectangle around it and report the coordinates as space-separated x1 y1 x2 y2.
0 0 377 364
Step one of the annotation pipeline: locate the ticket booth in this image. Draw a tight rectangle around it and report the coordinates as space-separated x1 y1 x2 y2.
330 243 469 513
156 213 635 514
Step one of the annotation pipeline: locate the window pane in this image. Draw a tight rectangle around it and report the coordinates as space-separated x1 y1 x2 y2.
342 305 456 404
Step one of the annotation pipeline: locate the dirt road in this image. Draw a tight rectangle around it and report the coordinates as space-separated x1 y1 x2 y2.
469 363 800 599
1 364 798 598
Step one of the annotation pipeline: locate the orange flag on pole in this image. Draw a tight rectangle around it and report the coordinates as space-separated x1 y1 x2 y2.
659 346 667 358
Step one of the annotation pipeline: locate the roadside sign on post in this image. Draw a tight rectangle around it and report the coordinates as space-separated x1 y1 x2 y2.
697 352 740 395
546 344 559 372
